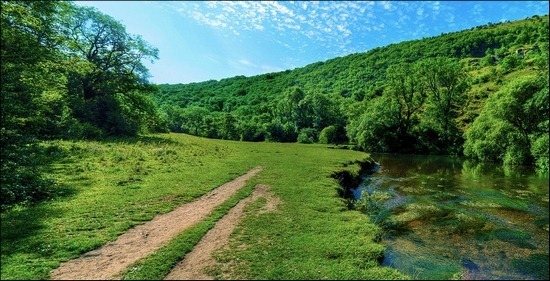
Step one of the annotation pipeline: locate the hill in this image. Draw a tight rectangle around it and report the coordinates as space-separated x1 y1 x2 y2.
153 15 549 170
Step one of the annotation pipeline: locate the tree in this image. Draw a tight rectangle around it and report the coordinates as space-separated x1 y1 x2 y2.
1 1 72 209
61 4 160 136
298 92 343 132
265 119 298 143
219 112 239 140
346 95 400 152
384 62 426 151
180 106 210 136
1 1 73 138
238 113 269 142
276 86 306 126
418 58 469 154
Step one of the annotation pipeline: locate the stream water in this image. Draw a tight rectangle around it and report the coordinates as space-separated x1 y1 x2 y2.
353 153 549 280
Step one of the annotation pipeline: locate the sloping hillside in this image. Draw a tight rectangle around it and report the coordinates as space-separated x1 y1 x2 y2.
155 15 546 108
153 15 548 168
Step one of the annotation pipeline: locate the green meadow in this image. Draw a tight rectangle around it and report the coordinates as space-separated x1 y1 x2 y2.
1 133 407 280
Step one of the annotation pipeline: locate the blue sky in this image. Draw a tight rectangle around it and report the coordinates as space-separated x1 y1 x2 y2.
76 1 549 84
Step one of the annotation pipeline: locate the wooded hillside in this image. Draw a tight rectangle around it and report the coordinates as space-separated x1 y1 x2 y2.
154 15 548 169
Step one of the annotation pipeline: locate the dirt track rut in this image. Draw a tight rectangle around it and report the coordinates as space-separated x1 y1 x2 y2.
51 167 262 280
164 184 279 280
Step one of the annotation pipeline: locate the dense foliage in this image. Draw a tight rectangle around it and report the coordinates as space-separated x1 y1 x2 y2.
153 15 549 171
1 1 166 209
464 74 549 169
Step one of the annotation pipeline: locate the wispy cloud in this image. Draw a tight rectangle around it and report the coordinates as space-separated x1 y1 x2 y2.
163 1 549 62
379 1 394 11
226 57 284 75
238 59 255 67
167 1 385 58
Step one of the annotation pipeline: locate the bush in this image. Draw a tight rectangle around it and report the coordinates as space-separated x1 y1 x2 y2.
503 142 531 166
318 125 337 144
265 120 297 142
531 132 549 173
297 128 318 144
499 54 524 74
70 122 105 140
0 129 53 211
239 122 266 142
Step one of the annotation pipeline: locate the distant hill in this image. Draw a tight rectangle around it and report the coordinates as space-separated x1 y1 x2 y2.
152 15 548 168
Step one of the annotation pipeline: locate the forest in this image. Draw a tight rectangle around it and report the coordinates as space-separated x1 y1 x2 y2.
1 1 548 210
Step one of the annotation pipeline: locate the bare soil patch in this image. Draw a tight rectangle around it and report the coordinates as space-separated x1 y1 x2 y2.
51 167 262 280
164 184 278 280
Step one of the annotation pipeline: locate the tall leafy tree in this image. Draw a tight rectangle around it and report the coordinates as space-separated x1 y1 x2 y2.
385 62 426 151
1 1 71 209
1 1 166 209
1 1 71 137
180 106 209 136
61 4 160 135
219 112 239 140
346 95 399 152
276 86 306 127
298 92 344 132
418 58 469 154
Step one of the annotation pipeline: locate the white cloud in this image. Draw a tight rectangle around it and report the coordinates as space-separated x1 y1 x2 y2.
222 5 235 13
172 1 370 54
261 64 284 72
170 1 490 59
432 1 441 17
204 55 221 64
379 1 394 11
446 14 455 23
238 59 255 67
472 4 483 15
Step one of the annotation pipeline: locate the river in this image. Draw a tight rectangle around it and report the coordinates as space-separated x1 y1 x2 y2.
353 153 549 280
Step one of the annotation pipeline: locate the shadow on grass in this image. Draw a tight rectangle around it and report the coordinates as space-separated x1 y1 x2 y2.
0 136 173 256
0 201 68 258
0 133 193 275
1 134 179 223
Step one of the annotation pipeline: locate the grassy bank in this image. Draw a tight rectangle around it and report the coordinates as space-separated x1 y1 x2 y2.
1 133 407 280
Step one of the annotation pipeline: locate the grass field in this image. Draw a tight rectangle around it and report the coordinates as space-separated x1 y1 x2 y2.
1 133 407 280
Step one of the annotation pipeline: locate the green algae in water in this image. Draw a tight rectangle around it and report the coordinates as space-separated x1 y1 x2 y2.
511 253 549 279
478 228 536 249
363 153 549 280
470 189 529 211
382 239 463 280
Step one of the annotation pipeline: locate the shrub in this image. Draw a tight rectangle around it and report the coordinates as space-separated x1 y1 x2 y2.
318 125 337 144
297 128 318 144
531 132 549 173
0 129 53 210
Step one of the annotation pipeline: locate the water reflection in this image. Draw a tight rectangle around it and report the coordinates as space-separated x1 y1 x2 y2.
358 153 549 280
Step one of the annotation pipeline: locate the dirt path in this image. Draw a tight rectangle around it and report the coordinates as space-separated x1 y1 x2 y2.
164 184 279 280
51 167 262 280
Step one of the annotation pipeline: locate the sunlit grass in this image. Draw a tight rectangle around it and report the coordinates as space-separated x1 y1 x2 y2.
1 133 407 280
